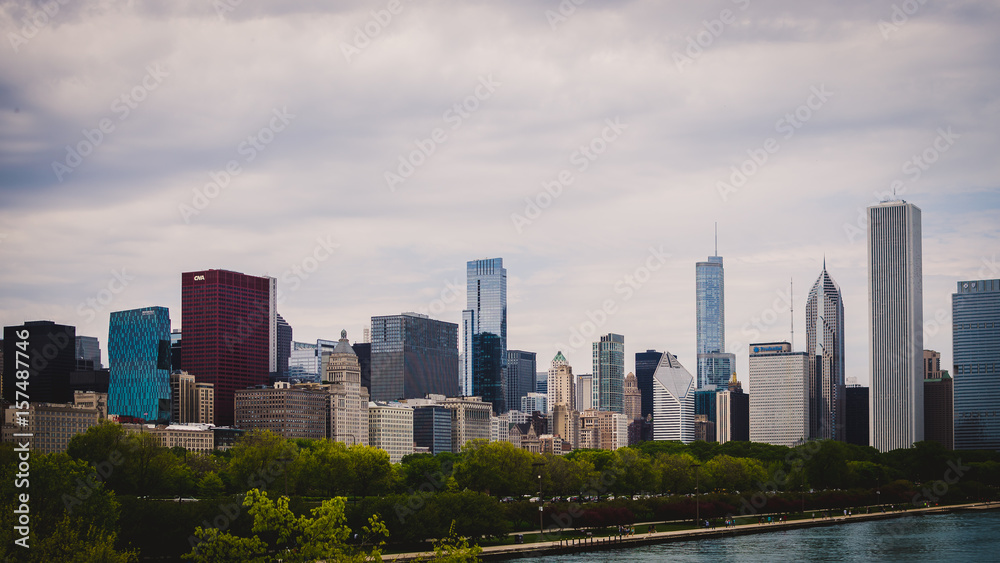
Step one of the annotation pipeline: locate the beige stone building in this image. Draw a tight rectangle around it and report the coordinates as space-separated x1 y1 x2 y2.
171 371 215 424
579 408 629 450
439 396 492 452
551 403 579 449
623 372 642 421
73 391 109 420
234 382 329 440
325 331 370 446
547 351 575 413
3 401 101 454
368 401 413 463
124 423 216 454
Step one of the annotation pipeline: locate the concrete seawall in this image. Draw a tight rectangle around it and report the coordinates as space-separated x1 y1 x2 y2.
383 502 999 561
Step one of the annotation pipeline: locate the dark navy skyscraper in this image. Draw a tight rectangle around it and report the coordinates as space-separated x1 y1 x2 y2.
953 278 1000 450
462 258 507 413
635 349 663 420
696 229 735 389
108 306 172 422
370 312 460 401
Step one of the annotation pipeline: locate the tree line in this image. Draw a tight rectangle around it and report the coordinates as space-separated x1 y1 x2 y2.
2 421 998 561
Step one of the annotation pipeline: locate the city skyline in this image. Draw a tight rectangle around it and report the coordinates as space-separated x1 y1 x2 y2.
1 2 998 392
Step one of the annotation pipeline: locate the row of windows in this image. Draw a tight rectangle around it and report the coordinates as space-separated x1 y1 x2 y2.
955 322 997 330
955 364 998 374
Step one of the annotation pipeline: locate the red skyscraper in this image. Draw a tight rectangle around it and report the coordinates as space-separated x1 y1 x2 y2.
181 269 276 426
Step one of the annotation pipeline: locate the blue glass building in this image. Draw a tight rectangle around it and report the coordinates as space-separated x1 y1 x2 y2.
694 387 718 423
953 279 1000 450
108 306 172 422
696 250 735 389
413 405 453 454
506 350 536 416
462 258 507 413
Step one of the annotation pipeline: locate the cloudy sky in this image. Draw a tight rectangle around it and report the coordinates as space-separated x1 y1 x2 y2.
2 0 998 389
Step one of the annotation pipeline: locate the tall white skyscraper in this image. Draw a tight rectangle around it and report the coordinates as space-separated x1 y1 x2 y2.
748 342 808 446
576 374 593 411
867 200 923 452
806 262 845 440
547 351 574 413
651 351 695 443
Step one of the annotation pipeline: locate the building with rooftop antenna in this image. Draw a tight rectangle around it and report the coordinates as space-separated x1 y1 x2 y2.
867 200 923 451
806 260 845 441
696 225 736 389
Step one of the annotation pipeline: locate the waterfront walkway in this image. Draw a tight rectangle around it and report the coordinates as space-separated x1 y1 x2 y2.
383 501 999 561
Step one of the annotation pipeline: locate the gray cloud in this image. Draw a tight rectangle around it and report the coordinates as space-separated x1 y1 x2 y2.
1 0 998 384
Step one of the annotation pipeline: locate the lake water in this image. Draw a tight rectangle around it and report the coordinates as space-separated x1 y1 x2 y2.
505 510 1000 562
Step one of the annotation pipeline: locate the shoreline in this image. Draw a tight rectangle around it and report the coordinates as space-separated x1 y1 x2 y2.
382 501 1000 561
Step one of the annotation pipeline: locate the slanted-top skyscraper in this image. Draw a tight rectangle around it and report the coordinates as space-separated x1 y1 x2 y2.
867 200 923 451
462 258 507 413
182 269 277 426
806 261 845 440
696 228 735 389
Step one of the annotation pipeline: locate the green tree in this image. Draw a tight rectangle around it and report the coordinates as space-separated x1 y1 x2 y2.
197 472 226 497
609 447 655 495
65 421 132 492
703 455 766 493
182 489 386 563
224 430 298 493
541 454 595 496
453 440 535 497
418 520 482 562
0 449 128 562
800 440 851 489
349 444 394 498
28 515 138 563
297 439 354 496
653 452 697 494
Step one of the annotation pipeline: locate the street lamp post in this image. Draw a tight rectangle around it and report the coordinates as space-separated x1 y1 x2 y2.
533 461 546 537
693 463 702 528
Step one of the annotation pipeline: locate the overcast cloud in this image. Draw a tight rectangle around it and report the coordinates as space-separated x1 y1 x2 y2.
2 0 998 388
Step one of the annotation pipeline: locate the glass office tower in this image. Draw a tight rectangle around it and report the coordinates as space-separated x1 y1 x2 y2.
593 333 625 413
506 350 537 416
370 312 460 401
108 306 172 422
953 278 1000 450
696 250 735 389
635 349 664 420
462 258 507 413
3 321 76 405
181 269 276 426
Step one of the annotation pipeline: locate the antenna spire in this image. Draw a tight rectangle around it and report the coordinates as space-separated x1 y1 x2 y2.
790 277 795 349
714 222 718 256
